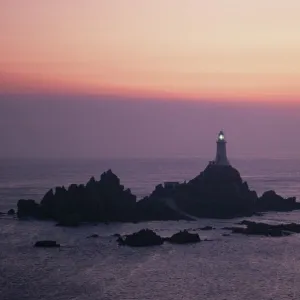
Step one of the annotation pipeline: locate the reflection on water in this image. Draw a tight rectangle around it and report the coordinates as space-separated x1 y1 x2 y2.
1 211 300 300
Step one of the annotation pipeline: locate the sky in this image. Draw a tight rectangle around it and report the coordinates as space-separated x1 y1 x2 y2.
1 0 300 101
1 1 300 159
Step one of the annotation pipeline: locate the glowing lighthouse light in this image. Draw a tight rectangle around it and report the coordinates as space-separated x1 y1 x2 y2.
218 133 225 141
214 131 230 166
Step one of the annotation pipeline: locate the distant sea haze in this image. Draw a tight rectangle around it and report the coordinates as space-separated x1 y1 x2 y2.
0 96 300 159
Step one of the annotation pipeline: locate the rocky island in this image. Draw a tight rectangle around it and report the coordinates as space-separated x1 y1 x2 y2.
16 131 300 225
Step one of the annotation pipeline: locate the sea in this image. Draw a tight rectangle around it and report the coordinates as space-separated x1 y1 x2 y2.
1 157 300 300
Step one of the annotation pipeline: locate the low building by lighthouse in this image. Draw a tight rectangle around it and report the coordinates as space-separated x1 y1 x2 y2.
213 131 230 166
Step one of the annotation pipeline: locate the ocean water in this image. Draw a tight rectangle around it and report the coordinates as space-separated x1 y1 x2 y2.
1 158 300 300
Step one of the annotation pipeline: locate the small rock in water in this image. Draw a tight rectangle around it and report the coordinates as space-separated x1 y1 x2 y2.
222 233 231 237
34 241 60 248
7 209 15 215
230 220 299 237
87 234 99 238
167 230 201 244
119 229 164 247
200 226 215 231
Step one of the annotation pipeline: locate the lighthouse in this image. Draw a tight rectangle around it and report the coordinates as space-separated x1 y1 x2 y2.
214 131 230 166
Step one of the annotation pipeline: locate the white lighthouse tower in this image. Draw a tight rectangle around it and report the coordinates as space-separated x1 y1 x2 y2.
214 131 230 166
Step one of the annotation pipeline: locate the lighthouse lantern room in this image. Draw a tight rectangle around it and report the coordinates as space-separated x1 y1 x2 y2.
214 131 230 166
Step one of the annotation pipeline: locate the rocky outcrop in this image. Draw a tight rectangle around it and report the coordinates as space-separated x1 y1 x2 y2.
17 170 137 223
166 230 201 244
229 220 300 237
17 199 41 219
15 166 299 224
141 165 299 219
34 241 60 247
256 190 300 212
141 165 258 219
7 209 15 215
118 229 164 247
177 165 258 218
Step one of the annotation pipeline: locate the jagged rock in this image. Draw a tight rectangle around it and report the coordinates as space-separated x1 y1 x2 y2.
40 189 56 218
17 199 41 219
256 190 300 212
167 230 201 244
118 229 164 247
101 169 120 186
7 209 15 215
34 241 60 248
20 170 137 223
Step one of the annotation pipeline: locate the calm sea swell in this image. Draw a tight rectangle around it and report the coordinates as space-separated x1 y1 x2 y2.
1 158 300 300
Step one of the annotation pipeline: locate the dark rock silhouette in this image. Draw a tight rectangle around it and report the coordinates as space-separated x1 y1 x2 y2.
87 234 99 238
200 226 215 230
256 190 300 212
17 199 40 219
56 214 81 227
136 191 191 221
177 165 258 218
229 220 300 237
143 165 257 219
34 241 60 247
7 209 15 215
166 230 201 244
118 229 164 247
117 230 202 247
140 164 299 219
18 170 137 223
222 233 231 237
15 166 299 224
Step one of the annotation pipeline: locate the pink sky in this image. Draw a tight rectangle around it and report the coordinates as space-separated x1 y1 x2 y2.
1 0 300 101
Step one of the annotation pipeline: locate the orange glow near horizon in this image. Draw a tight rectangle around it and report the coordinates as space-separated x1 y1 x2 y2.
1 1 300 102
